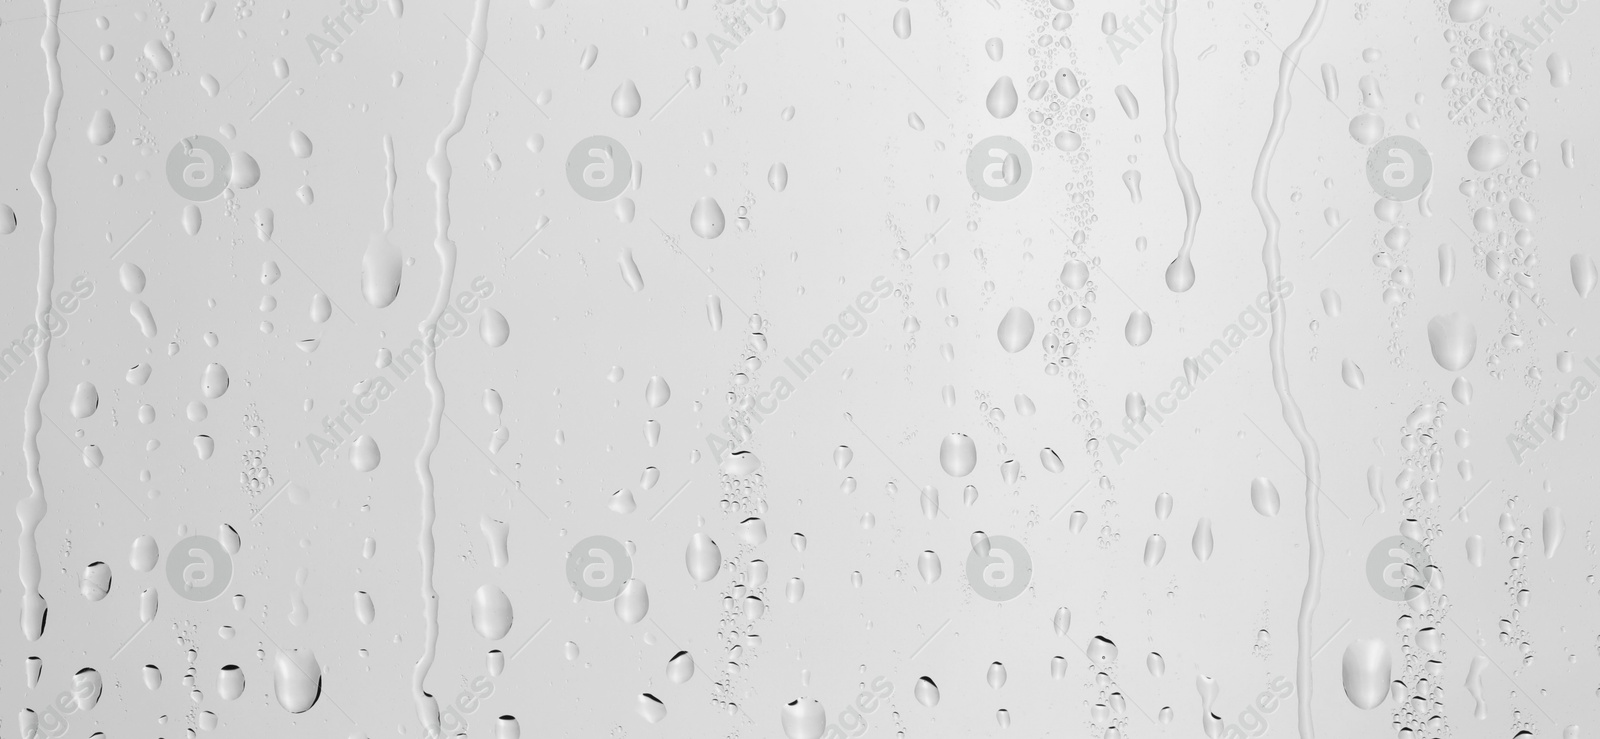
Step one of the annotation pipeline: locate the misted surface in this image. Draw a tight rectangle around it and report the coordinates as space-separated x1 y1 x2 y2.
0 0 1596 737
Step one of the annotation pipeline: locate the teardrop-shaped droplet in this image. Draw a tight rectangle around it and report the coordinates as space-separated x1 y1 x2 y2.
997 307 1034 352
1143 534 1166 566
893 7 912 38
986 661 1008 689
615 579 650 624
1114 85 1140 118
70 382 99 418
1192 518 1214 561
619 248 645 292
939 433 977 476
1165 254 1195 292
81 561 112 601
1126 393 1147 424
350 435 381 472
361 233 403 308
1250 477 1281 516
666 651 694 683
1572 254 1598 297
690 196 726 239
88 108 116 145
480 308 511 347
1087 636 1118 665
1341 359 1365 389
917 550 941 583
1426 313 1477 371
646 376 671 407
272 650 322 714
685 533 721 582
1543 507 1564 558
217 665 245 700
986 76 1019 118
1053 606 1072 635
1054 68 1081 98
1340 639 1391 709
1124 310 1152 346
768 163 789 192
781 698 827 739
914 676 940 706
472 584 514 640
612 80 642 117
130 535 159 572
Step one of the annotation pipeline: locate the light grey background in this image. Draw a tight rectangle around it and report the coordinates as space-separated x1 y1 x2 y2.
0 0 1595 737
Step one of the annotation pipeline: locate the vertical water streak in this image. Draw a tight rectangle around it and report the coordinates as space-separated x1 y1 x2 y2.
414 0 491 733
19 0 63 643
1248 1 1330 737
1160 0 1202 293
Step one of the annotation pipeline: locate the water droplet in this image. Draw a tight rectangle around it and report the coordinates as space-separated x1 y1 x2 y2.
690 196 726 239
612 80 642 117
997 307 1034 352
939 433 977 476
986 76 1018 118
1250 477 1281 516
